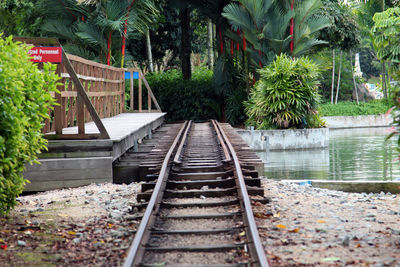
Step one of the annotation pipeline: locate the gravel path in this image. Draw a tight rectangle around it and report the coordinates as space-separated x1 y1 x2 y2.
258 179 400 267
0 179 399 266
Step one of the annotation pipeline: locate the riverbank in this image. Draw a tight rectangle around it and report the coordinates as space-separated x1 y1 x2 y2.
1 180 399 266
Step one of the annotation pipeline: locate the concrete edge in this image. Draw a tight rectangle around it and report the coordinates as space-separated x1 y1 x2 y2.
281 179 400 194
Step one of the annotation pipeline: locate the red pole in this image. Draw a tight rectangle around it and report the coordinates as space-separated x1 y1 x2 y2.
237 30 240 51
290 0 294 53
121 0 136 67
218 27 224 53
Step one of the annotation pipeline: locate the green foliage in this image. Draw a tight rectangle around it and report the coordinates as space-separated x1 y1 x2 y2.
146 68 220 122
0 0 44 37
0 36 58 215
318 1 360 51
245 54 323 129
319 100 392 116
372 7 400 77
222 0 330 68
41 0 159 66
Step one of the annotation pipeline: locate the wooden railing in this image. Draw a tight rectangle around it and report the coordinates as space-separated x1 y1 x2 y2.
125 68 161 113
45 54 125 138
15 37 162 140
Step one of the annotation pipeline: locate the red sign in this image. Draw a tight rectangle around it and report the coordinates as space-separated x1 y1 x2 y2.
28 47 62 63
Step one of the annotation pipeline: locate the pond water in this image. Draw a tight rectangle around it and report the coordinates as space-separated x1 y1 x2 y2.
257 127 400 181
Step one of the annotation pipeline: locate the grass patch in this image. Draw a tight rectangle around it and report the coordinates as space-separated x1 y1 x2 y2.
319 100 393 116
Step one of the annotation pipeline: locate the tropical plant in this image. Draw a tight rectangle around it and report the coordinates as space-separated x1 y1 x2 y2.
245 54 322 129
41 0 158 67
222 0 330 68
372 7 400 78
0 36 59 215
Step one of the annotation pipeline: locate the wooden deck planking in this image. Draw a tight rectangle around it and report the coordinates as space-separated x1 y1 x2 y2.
23 113 166 192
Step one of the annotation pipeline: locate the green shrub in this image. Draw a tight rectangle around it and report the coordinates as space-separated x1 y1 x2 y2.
0 35 59 215
319 100 392 116
245 54 323 129
145 68 219 122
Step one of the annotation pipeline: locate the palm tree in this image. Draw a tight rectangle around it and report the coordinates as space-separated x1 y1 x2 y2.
41 0 158 66
222 0 330 68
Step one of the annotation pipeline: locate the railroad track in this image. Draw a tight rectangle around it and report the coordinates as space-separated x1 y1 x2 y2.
124 120 269 267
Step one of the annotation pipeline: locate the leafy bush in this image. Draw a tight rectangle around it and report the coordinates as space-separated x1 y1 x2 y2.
320 100 392 116
0 36 58 215
146 68 219 122
245 54 323 129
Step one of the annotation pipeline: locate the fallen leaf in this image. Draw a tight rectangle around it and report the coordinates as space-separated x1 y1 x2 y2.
108 223 114 228
254 212 270 219
68 231 76 235
356 243 362 248
0 244 7 250
273 212 280 218
321 257 340 262
0 239 4 243
317 219 326 223
58 213 69 217
276 224 287 229
239 231 246 236
289 228 299 233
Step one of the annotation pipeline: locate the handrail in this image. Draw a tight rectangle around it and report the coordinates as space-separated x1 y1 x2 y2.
123 121 189 267
125 68 162 113
214 120 269 267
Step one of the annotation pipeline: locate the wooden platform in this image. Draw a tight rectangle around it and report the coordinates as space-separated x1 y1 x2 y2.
23 113 166 191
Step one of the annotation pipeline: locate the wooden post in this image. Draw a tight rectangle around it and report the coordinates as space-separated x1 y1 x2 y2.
54 64 63 134
77 90 85 135
141 74 162 112
61 49 110 139
148 80 151 112
138 71 142 112
130 71 134 110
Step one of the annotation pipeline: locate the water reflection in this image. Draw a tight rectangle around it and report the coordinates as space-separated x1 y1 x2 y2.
258 127 400 181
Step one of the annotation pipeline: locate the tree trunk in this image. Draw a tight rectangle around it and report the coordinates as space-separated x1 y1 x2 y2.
207 19 214 70
331 49 335 104
382 62 388 98
146 28 154 72
107 31 112 66
180 8 191 80
335 50 343 104
350 50 359 104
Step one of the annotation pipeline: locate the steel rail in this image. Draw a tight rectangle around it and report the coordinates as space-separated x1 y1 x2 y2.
173 120 192 164
123 121 189 267
213 120 269 267
211 120 231 162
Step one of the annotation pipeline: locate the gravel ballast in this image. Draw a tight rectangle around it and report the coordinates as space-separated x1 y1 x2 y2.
0 179 399 266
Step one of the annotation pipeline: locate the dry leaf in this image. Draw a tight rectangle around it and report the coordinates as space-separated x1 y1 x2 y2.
68 231 76 235
239 231 246 236
276 224 287 229
289 228 300 233
317 219 326 223
0 244 7 250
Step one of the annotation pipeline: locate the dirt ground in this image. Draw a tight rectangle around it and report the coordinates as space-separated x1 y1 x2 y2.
0 179 399 266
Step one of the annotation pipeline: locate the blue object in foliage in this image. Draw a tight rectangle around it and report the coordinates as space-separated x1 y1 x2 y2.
125 71 139 79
